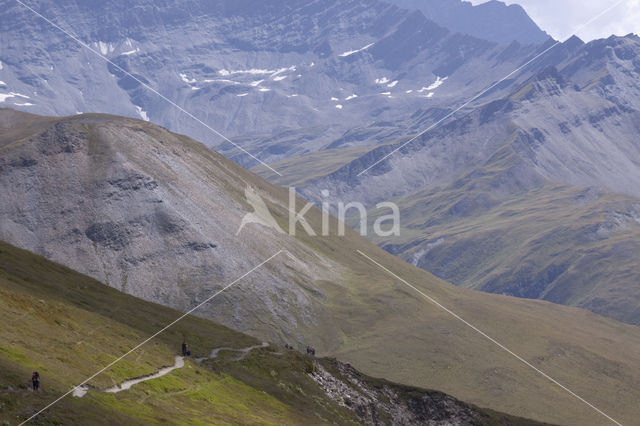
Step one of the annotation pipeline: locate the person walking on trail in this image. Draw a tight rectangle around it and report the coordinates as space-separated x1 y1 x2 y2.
182 342 190 356
31 371 40 391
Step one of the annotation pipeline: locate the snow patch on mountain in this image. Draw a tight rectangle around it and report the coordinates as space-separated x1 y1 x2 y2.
387 80 398 88
204 79 238 84
339 43 374 57
375 77 390 85
135 105 149 121
219 68 274 76
273 75 287 81
121 48 140 56
271 66 296 77
0 92 30 102
96 41 115 56
179 73 197 84
345 94 358 100
335 104 343 109
420 76 448 92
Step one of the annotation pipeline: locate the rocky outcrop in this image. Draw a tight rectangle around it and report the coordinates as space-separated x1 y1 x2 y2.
311 359 542 425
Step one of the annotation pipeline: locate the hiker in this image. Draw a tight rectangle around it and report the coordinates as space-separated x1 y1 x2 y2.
311 347 316 356
32 371 40 391
182 342 189 356
306 345 310 354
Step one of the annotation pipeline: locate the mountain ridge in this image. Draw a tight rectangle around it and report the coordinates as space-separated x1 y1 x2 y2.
385 0 551 45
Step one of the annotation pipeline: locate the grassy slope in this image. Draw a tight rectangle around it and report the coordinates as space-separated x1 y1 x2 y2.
366 145 640 325
251 145 373 187
239 141 640 425
2 110 640 425
0 241 542 426
263 186 640 425
0 241 358 425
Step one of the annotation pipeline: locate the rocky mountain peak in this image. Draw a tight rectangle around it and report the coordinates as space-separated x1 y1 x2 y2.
385 0 551 44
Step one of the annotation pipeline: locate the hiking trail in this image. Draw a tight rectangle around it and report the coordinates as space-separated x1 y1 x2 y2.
72 342 269 398
195 342 269 363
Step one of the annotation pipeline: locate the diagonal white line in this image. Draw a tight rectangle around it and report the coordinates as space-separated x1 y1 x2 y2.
19 250 284 425
356 249 623 426
13 0 282 177
356 0 628 177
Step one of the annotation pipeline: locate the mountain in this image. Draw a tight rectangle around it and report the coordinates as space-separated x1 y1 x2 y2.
299 34 640 324
0 240 543 425
1 109 640 424
3 1 640 424
371 170 640 325
250 36 594 185
0 0 549 167
385 0 550 45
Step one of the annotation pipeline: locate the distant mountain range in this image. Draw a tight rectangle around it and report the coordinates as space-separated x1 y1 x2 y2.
0 0 549 165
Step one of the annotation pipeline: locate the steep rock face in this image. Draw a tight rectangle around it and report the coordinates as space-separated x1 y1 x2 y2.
304 36 640 203
0 0 546 166
250 35 622 187
386 0 550 45
311 359 541 425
